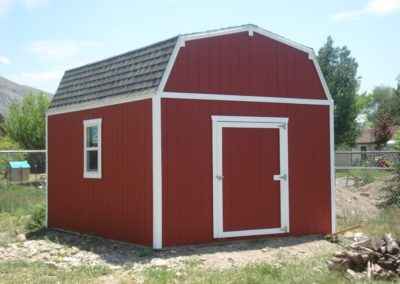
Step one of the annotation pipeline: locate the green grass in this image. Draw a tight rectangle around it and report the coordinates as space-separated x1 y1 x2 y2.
0 261 111 284
0 181 45 245
336 169 392 181
141 257 348 284
337 208 400 239
0 182 45 215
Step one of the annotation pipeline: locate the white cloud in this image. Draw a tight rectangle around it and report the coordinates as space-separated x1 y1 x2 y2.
0 55 11 64
0 0 13 15
332 0 400 21
29 40 103 61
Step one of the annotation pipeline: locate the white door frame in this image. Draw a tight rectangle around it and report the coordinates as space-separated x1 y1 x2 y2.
212 115 290 238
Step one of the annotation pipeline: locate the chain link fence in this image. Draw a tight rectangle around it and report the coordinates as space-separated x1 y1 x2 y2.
336 151 400 170
0 150 47 188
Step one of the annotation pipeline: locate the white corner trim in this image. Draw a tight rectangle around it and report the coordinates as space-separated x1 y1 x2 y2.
162 92 331 106
212 115 290 238
329 102 336 233
152 96 163 249
157 36 185 94
45 114 49 228
83 118 102 179
181 25 312 58
47 92 155 116
309 50 333 102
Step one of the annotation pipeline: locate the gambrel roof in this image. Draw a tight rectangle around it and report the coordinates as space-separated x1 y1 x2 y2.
50 24 331 110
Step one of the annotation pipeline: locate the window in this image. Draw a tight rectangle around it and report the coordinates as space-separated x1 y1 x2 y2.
83 118 102 178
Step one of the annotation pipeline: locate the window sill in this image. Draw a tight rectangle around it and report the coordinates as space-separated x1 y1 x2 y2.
83 172 102 179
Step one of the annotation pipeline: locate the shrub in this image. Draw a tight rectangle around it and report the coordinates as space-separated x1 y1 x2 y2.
380 162 400 207
26 205 46 231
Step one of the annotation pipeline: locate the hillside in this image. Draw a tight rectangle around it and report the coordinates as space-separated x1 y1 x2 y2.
0 76 51 116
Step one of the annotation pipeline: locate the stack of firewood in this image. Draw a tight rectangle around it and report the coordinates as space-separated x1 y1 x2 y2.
328 234 400 280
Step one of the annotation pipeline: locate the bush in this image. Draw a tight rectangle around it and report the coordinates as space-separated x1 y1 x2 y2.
380 162 400 207
26 205 45 231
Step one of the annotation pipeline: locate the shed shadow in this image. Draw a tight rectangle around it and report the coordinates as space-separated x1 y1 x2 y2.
27 228 327 267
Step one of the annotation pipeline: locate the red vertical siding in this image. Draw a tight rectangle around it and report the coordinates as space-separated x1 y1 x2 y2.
222 128 281 231
48 100 153 246
162 99 331 246
164 32 326 100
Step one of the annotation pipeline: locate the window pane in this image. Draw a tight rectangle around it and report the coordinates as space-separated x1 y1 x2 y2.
87 150 98 171
86 126 98 147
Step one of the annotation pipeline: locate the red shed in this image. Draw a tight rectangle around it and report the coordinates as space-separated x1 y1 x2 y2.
47 24 335 249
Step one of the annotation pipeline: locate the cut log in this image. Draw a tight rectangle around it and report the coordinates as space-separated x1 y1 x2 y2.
384 234 400 254
328 233 400 280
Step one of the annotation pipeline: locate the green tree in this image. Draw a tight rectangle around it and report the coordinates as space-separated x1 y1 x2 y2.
368 86 399 124
3 93 50 149
318 36 360 147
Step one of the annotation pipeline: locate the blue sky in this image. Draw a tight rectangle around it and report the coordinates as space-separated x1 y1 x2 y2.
0 0 399 93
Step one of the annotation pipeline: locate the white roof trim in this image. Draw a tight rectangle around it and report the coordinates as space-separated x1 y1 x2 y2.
159 24 333 102
162 92 332 106
47 91 155 116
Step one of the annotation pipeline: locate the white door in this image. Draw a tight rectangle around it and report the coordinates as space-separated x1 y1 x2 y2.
212 116 290 238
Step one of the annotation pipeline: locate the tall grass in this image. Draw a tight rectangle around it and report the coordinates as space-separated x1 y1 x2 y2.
0 182 44 215
337 208 400 239
0 181 45 245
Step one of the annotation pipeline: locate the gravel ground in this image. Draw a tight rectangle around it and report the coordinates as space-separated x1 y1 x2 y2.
0 230 340 271
335 177 385 220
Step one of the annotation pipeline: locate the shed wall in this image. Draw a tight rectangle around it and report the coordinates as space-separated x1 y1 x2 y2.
164 32 326 100
48 100 153 246
162 99 332 246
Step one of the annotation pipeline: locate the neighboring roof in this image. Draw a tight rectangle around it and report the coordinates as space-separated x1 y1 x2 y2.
356 128 375 144
50 36 178 108
9 161 30 169
356 126 399 144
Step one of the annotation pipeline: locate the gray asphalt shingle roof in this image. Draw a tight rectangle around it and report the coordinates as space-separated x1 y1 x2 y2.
50 36 178 108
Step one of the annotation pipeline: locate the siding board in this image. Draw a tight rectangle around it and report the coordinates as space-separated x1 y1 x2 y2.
165 32 326 99
48 99 153 246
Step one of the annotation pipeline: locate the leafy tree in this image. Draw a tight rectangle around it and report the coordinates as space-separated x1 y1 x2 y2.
0 136 21 150
318 36 360 147
368 86 399 124
3 93 50 149
373 112 394 149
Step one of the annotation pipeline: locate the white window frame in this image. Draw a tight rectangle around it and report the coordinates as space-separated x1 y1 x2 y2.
83 118 102 179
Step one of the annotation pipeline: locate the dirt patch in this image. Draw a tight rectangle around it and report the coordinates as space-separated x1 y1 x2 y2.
335 177 386 221
0 230 340 271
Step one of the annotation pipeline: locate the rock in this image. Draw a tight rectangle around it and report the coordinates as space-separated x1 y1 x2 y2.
150 258 168 266
16 234 26 242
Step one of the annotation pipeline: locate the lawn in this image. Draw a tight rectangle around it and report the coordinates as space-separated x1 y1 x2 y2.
0 174 399 283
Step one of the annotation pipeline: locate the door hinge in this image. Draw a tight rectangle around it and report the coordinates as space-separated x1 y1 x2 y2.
282 226 288 232
280 123 287 130
216 175 224 180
